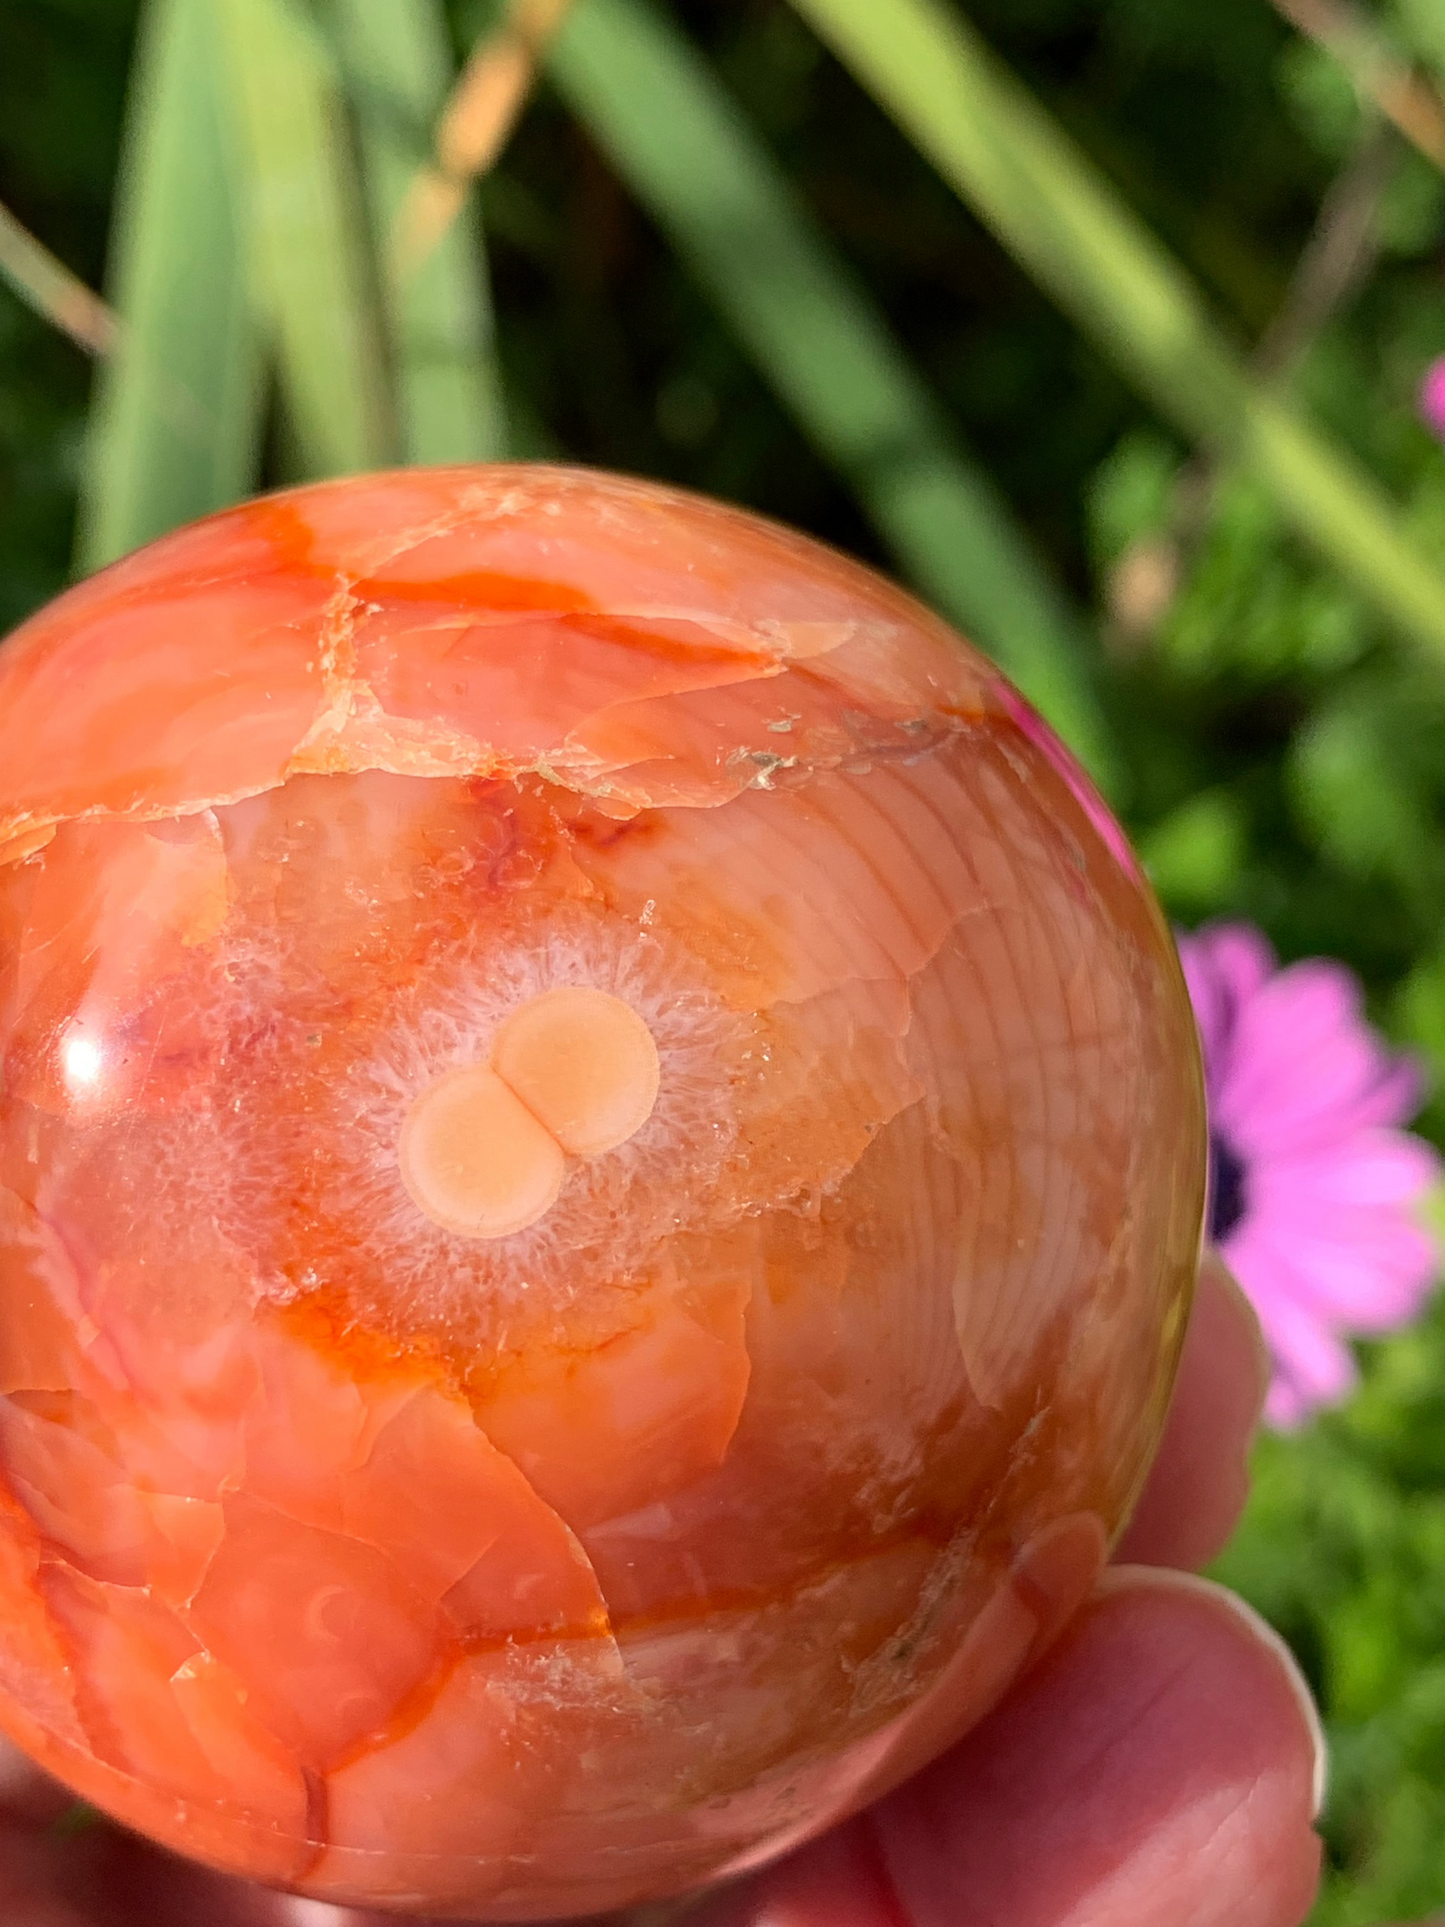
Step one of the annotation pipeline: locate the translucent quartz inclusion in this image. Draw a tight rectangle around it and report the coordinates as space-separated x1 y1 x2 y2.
0 467 1205 1918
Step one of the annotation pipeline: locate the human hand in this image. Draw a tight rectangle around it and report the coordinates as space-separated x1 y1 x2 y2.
0 1254 1326 1927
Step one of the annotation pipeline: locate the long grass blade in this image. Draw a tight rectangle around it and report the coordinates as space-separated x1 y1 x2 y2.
77 0 262 570
790 0 1445 663
393 0 576 272
1384 0 1445 160
0 201 116 357
549 0 1117 784
331 0 506 463
1273 0 1445 172
217 0 393 477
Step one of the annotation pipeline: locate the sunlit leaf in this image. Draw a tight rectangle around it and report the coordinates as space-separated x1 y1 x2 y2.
550 0 1118 786
1138 789 1248 917
790 0 1445 664
1289 672 1445 905
330 0 506 463
216 0 393 477
77 0 262 570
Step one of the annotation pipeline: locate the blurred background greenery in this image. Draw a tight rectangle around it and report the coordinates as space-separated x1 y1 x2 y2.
8 0 1445 1917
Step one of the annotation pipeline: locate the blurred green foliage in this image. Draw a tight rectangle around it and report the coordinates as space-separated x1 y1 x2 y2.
9 0 1445 1917
1214 1256 1445 1925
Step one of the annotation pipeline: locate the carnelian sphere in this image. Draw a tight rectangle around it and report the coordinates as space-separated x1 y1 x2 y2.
0 466 1205 1918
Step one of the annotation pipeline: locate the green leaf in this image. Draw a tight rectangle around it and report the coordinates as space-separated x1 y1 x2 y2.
1086 429 1180 569
789 0 1445 665
1396 954 1445 1102
216 0 394 478
329 0 506 463
1137 788 1247 916
76 0 263 571
549 0 1118 790
1160 471 1371 684
1394 0 1445 83
1289 672 1445 908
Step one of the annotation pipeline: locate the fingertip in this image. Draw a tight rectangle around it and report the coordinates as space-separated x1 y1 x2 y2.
0 1736 77 1828
859 1564 1322 1927
681 1826 904 1927
1206 1249 1271 1421
1114 1248 1268 1570
1097 1567 1327 1818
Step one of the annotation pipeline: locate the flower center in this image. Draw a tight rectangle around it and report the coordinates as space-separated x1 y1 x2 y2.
1208 1131 1248 1242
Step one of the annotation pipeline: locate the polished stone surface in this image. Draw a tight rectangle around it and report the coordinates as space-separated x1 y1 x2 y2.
0 467 1205 1917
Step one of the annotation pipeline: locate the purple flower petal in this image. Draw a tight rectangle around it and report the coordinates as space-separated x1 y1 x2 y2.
1249 1132 1441 1210
1216 964 1422 1156
1420 355 1445 442
1220 963 1365 1107
1342 1061 1428 1134
1248 1278 1360 1426
1177 923 1274 1084
1184 918 1443 1424
1251 1220 1435 1329
1265 1377 1311 1429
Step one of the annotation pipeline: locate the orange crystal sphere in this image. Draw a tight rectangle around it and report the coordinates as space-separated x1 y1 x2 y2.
0 467 1205 1917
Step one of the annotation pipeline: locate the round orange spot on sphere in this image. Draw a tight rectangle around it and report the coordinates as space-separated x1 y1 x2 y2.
492 985 661 1158
399 1062 566 1239
0 466 1205 1919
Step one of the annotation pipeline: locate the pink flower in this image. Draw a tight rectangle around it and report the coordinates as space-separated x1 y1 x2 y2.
1419 355 1445 441
1178 922 1441 1428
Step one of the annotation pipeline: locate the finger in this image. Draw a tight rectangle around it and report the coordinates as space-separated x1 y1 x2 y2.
0 1753 371 1927
0 1739 105 1927
0 1737 77 1830
685 1822 906 1927
704 1568 1323 1927
1114 1250 1269 1570
0 1817 284 1927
